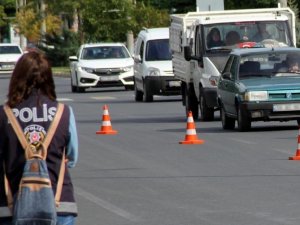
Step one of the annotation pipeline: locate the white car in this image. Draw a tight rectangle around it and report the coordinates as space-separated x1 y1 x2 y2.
69 43 134 92
0 43 23 75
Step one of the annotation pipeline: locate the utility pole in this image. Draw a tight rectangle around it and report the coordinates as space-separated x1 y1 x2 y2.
278 0 287 7
16 0 27 49
40 0 46 46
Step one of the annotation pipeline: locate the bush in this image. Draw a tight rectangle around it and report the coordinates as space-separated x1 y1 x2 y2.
38 30 80 67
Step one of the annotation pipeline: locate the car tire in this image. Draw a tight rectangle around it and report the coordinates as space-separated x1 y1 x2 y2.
221 107 235 130
185 86 198 120
199 88 214 121
143 82 153 102
134 81 143 102
237 105 251 131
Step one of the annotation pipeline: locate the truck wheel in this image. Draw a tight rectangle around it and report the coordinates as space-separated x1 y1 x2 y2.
237 105 251 132
143 83 153 102
134 81 143 102
221 107 235 130
185 87 198 120
199 89 214 121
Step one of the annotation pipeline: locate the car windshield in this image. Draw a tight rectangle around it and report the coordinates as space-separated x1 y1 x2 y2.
238 51 300 79
145 39 172 61
0 46 22 54
81 46 130 60
205 21 292 51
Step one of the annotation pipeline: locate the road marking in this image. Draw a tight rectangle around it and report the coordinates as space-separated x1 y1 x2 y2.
91 96 116 100
75 186 139 222
57 98 73 101
273 148 293 155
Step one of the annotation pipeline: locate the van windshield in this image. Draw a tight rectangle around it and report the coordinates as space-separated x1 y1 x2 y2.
205 21 293 50
145 39 172 61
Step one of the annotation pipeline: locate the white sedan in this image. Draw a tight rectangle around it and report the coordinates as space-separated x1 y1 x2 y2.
0 43 23 75
69 43 134 92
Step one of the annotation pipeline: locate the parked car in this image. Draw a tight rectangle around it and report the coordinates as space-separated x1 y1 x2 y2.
69 43 134 92
133 27 181 102
0 43 23 75
217 47 300 131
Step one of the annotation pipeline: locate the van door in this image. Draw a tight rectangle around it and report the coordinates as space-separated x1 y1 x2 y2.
134 38 144 90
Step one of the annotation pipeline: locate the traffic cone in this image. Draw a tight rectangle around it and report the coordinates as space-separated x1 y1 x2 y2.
289 126 300 160
179 111 204 144
96 105 118 135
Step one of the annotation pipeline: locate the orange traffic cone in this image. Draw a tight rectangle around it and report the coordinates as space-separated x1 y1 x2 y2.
179 111 204 144
96 105 118 135
289 126 300 160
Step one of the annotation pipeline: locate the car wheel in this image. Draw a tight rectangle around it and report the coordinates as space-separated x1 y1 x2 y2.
134 81 143 102
143 82 153 102
70 74 77 93
221 107 235 130
199 89 214 121
237 105 251 131
185 86 198 120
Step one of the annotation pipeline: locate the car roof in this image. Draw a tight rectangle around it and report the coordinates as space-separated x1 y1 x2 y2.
138 27 169 40
81 43 126 48
230 47 300 57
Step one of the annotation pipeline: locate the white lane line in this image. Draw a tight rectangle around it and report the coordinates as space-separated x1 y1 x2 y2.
57 98 73 101
75 186 139 222
91 96 116 100
273 148 293 155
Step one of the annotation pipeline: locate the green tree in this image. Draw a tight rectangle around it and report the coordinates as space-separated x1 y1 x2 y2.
0 5 7 41
131 2 170 36
82 0 133 42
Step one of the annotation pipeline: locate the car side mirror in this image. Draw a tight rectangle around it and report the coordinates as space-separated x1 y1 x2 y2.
222 72 231 80
69 56 78 62
184 46 192 61
134 55 142 63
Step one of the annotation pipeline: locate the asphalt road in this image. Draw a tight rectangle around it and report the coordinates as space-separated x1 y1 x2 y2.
2 76 300 225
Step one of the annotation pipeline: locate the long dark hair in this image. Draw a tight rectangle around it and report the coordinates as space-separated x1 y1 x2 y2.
7 51 56 107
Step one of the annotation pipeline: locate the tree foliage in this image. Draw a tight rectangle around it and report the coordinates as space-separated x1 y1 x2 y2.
15 2 62 44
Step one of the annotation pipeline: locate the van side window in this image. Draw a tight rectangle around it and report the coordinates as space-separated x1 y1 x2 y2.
194 25 202 57
139 41 144 62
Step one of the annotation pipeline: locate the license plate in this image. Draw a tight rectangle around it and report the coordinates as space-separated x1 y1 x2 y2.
169 81 181 87
273 103 300 112
0 65 14 70
100 76 119 81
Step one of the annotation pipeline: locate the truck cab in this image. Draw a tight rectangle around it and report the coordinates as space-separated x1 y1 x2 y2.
170 7 296 120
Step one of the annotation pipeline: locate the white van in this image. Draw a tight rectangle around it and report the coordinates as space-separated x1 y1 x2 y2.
133 27 181 102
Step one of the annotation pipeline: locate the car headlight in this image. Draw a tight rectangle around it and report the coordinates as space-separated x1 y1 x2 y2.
122 66 133 72
80 67 94 73
147 68 160 76
244 91 268 101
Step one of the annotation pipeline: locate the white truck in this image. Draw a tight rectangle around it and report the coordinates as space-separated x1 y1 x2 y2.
170 7 296 120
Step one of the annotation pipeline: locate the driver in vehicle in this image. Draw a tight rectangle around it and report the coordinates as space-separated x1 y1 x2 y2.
277 53 300 73
287 54 300 73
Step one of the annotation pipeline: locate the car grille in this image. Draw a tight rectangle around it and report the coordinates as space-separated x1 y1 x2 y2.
269 91 300 100
0 62 15 71
93 68 122 76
